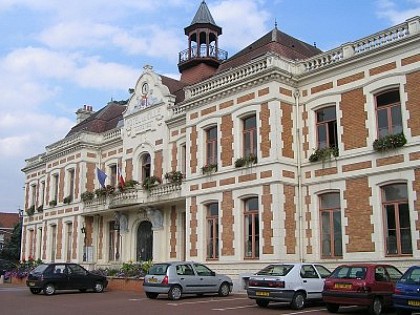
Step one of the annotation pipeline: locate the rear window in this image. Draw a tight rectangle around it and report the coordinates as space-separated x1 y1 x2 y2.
331 266 367 279
32 264 50 274
400 267 420 285
256 264 293 276
148 264 169 275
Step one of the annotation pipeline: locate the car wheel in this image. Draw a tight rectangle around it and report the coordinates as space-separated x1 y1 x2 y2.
256 299 269 307
326 303 340 313
93 281 104 293
290 292 306 310
30 288 41 294
168 285 182 300
218 282 230 297
146 292 159 299
43 283 56 296
368 297 383 315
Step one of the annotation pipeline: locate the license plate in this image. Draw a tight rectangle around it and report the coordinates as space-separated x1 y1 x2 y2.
256 291 269 297
28 282 35 287
148 278 158 283
334 283 352 289
408 300 420 307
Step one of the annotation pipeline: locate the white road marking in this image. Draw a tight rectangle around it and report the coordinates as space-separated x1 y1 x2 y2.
168 297 248 306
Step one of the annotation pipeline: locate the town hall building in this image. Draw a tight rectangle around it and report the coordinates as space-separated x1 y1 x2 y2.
21 1 420 286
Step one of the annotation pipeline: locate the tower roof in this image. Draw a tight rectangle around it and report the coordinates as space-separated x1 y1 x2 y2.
191 1 216 25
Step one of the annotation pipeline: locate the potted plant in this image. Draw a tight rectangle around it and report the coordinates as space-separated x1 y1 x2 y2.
235 154 258 168
164 171 183 183
63 195 72 204
49 200 57 207
309 146 339 162
81 191 95 202
201 163 217 175
142 176 161 191
373 132 406 152
26 205 35 216
37 205 43 213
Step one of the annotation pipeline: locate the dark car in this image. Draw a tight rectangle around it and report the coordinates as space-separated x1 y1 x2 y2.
322 263 402 315
0 259 16 278
247 263 331 310
143 261 232 300
393 265 420 315
26 263 108 295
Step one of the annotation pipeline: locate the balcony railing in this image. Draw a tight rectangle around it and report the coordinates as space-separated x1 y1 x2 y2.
82 182 183 213
179 45 228 64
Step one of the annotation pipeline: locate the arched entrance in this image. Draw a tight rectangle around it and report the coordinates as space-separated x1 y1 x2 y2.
137 221 153 261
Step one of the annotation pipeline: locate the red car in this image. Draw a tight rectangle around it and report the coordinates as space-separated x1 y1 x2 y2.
322 263 402 315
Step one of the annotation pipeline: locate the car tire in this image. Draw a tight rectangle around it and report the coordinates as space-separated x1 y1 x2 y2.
43 283 56 296
368 297 383 315
290 292 306 310
168 285 182 300
256 299 269 307
326 303 340 313
218 282 230 297
93 281 105 293
146 292 159 299
30 288 41 294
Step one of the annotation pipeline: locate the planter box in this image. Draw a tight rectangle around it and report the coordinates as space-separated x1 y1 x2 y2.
106 277 144 292
11 277 27 285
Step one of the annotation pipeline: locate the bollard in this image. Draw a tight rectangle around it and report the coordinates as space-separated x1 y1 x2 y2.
0 275 4 284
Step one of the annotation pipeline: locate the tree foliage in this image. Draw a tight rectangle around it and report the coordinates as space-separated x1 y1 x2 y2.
0 221 22 262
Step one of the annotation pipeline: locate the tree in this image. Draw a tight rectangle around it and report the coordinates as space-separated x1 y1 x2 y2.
0 221 22 262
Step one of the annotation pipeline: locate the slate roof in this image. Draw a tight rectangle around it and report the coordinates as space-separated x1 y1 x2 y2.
191 1 216 25
217 27 322 73
66 101 127 137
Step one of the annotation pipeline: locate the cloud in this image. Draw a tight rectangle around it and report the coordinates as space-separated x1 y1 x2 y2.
376 0 420 24
211 0 271 50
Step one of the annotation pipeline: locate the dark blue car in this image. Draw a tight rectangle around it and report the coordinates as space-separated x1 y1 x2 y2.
393 266 420 315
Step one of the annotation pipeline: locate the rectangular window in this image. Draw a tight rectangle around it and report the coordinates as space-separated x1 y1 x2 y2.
243 115 257 157
206 203 219 260
382 183 412 255
52 174 59 202
316 106 337 149
320 192 342 258
109 165 117 187
181 144 186 175
68 169 75 199
108 221 121 261
206 127 218 165
31 184 37 207
244 197 259 259
376 89 403 137
40 181 45 206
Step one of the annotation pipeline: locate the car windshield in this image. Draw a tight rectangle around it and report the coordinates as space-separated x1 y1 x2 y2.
256 265 293 276
400 267 420 285
148 264 169 275
331 266 367 279
32 264 49 273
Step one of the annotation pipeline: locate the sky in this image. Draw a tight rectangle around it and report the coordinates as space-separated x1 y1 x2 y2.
1 0 419 214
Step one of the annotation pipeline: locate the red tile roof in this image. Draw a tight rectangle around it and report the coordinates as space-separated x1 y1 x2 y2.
0 213 20 229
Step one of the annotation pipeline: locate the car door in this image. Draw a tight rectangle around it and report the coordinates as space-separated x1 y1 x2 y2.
66 264 89 290
175 263 198 293
300 264 324 299
51 264 69 290
193 263 219 294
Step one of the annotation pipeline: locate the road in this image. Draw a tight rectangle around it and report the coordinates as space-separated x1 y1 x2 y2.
0 284 398 315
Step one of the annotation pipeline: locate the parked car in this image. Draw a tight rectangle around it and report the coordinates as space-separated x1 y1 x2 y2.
322 263 402 315
247 263 331 310
0 259 16 278
26 263 108 295
393 265 420 315
143 261 233 300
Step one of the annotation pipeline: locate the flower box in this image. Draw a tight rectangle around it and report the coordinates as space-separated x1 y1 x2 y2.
106 277 144 292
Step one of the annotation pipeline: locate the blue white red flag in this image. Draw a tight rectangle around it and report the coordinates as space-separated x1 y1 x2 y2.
96 167 107 188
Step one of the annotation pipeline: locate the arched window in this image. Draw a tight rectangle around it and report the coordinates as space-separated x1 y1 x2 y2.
206 126 217 165
319 192 342 258
376 89 403 137
242 115 257 157
316 106 337 149
244 197 259 259
142 154 151 181
382 183 412 255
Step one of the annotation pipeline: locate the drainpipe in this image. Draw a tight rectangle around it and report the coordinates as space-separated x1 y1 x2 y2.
294 88 304 262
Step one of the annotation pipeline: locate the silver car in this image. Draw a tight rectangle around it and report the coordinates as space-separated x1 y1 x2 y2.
143 261 233 300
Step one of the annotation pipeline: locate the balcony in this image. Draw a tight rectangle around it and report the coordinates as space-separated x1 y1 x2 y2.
82 182 184 214
178 45 228 65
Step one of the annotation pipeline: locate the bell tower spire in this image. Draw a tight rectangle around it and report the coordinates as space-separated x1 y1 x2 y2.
178 1 228 84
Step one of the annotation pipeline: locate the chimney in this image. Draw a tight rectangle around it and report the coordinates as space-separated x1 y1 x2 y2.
76 105 94 124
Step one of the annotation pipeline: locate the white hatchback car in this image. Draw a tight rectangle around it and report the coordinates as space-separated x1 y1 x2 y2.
247 263 331 310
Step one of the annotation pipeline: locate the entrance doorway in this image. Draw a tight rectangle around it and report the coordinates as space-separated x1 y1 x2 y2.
137 221 153 261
